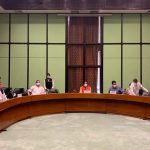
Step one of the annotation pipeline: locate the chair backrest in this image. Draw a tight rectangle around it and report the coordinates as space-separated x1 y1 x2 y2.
14 88 24 94
3 88 12 94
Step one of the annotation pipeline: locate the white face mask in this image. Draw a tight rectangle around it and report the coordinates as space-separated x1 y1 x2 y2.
36 82 40 86
47 75 51 78
84 84 87 87
113 85 117 88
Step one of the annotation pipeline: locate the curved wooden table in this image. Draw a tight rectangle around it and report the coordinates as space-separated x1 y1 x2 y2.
0 93 150 131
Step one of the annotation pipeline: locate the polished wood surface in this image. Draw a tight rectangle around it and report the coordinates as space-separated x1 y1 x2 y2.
1 0 150 10
0 93 150 131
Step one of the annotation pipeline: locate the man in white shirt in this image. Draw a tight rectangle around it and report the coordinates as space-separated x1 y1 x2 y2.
28 80 46 96
0 82 7 102
129 78 148 96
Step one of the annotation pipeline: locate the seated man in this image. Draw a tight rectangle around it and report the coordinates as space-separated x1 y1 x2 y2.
108 80 123 94
0 82 7 102
28 80 46 95
79 81 92 93
129 78 148 96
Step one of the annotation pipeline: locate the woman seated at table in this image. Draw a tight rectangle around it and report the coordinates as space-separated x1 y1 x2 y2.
79 81 92 93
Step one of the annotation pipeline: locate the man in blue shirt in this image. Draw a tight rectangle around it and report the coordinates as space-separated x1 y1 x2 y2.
108 80 123 94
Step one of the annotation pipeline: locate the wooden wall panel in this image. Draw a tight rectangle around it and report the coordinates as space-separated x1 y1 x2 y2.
1 94 150 131
1 0 150 10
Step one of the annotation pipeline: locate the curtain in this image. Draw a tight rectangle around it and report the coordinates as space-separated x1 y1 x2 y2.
67 17 100 93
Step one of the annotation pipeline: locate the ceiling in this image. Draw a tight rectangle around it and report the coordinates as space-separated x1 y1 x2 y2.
0 0 150 14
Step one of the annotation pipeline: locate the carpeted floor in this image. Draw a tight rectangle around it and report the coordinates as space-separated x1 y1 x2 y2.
0 113 150 150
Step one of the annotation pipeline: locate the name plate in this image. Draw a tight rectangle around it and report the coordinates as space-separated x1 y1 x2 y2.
110 91 117 94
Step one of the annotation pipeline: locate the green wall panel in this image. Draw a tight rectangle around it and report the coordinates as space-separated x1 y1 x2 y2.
0 14 9 42
123 45 140 89
142 45 150 91
0 14 66 91
0 44 9 87
123 14 140 43
48 45 65 57
10 45 27 89
104 14 121 43
48 45 65 92
142 14 150 43
29 14 46 43
1 13 150 94
11 14 27 42
48 15 65 43
0 44 9 57
103 45 121 93
29 45 46 87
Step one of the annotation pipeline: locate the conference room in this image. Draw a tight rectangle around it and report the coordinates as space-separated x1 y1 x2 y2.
0 0 150 150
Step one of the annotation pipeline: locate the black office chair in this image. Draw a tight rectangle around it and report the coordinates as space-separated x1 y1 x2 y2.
47 88 59 93
13 88 25 97
4 88 13 99
117 90 123 94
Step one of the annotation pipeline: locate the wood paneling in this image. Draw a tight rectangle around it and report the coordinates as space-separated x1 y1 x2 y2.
67 17 99 92
1 0 150 10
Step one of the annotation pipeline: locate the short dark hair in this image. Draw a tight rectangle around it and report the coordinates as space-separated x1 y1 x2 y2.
35 80 40 83
47 73 50 76
133 78 138 83
112 80 116 84
84 81 87 84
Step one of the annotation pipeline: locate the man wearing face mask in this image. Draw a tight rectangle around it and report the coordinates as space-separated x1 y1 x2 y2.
44 73 59 93
108 80 123 94
129 78 148 96
44 73 54 93
79 81 92 93
28 80 46 95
